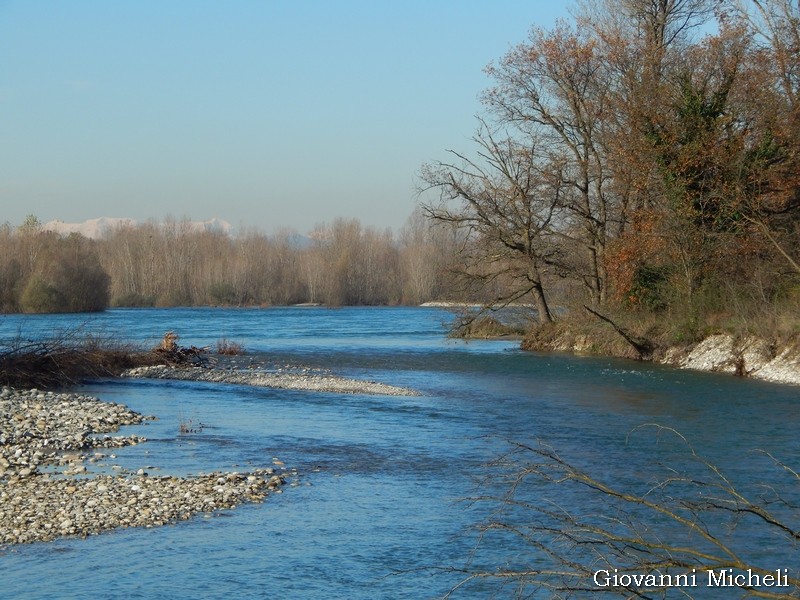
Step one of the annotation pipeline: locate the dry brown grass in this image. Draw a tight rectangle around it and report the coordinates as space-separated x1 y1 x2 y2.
0 332 163 389
521 299 800 362
216 338 246 355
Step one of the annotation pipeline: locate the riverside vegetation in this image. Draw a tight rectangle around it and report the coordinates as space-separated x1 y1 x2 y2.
0 3 798 361
418 0 800 377
0 211 464 311
423 0 800 595
2 0 800 592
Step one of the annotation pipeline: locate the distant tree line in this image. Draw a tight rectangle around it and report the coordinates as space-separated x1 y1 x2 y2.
0 212 478 313
0 216 110 313
420 0 800 341
7 0 799 334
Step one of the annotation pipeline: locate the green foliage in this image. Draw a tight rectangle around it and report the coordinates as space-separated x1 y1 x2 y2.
647 74 744 233
0 259 22 312
20 278 66 313
629 264 670 311
745 130 785 174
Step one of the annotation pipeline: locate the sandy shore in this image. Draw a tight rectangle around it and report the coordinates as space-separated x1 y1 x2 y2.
0 387 289 546
121 364 420 396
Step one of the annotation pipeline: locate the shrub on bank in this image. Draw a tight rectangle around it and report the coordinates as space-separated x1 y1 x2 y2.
20 278 66 314
216 338 245 355
453 315 526 339
13 236 111 314
0 334 163 389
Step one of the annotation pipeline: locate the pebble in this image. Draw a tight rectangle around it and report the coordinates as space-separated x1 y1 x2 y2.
0 386 289 546
121 364 420 396
0 387 148 482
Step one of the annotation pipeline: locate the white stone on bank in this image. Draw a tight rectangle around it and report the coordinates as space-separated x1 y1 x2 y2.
662 334 800 385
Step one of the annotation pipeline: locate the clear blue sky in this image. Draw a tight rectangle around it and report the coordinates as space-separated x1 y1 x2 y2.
0 1 569 234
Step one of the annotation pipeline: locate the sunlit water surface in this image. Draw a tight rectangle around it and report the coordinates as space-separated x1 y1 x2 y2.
1 307 798 598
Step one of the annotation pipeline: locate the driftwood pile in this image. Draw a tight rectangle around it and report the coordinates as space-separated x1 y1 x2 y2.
154 332 213 367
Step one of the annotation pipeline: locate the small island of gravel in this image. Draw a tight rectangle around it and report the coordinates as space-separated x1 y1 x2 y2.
122 363 420 396
0 333 419 547
0 386 288 546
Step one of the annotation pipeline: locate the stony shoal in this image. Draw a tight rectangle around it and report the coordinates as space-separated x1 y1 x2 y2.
122 364 420 396
0 386 286 545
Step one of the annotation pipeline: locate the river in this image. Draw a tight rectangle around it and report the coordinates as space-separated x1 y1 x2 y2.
1 307 798 598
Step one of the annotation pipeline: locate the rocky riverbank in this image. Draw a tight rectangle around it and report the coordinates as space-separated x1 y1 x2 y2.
1 469 285 545
523 327 800 385
0 387 149 480
661 334 800 385
122 364 420 396
0 387 288 546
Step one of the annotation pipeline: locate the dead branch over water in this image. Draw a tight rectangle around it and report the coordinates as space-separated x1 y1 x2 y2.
452 427 800 598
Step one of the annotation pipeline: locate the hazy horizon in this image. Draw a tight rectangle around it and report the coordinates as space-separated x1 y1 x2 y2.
0 1 567 234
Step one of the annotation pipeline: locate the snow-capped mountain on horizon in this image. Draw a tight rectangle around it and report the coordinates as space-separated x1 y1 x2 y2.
43 217 233 239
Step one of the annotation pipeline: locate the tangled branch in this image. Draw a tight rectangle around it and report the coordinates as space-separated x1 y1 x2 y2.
449 428 800 598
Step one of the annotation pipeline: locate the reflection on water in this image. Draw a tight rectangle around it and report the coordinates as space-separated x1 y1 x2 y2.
1 307 798 598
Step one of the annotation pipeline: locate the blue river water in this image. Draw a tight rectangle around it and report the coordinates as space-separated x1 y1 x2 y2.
0 307 798 599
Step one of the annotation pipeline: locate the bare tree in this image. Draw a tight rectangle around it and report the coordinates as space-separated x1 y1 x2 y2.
730 0 800 106
399 208 459 304
421 123 564 324
483 23 617 305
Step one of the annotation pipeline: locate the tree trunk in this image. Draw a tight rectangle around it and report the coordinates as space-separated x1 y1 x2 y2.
532 281 554 324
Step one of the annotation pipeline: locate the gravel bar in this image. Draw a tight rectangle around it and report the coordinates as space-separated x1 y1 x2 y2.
122 364 420 396
0 386 288 546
